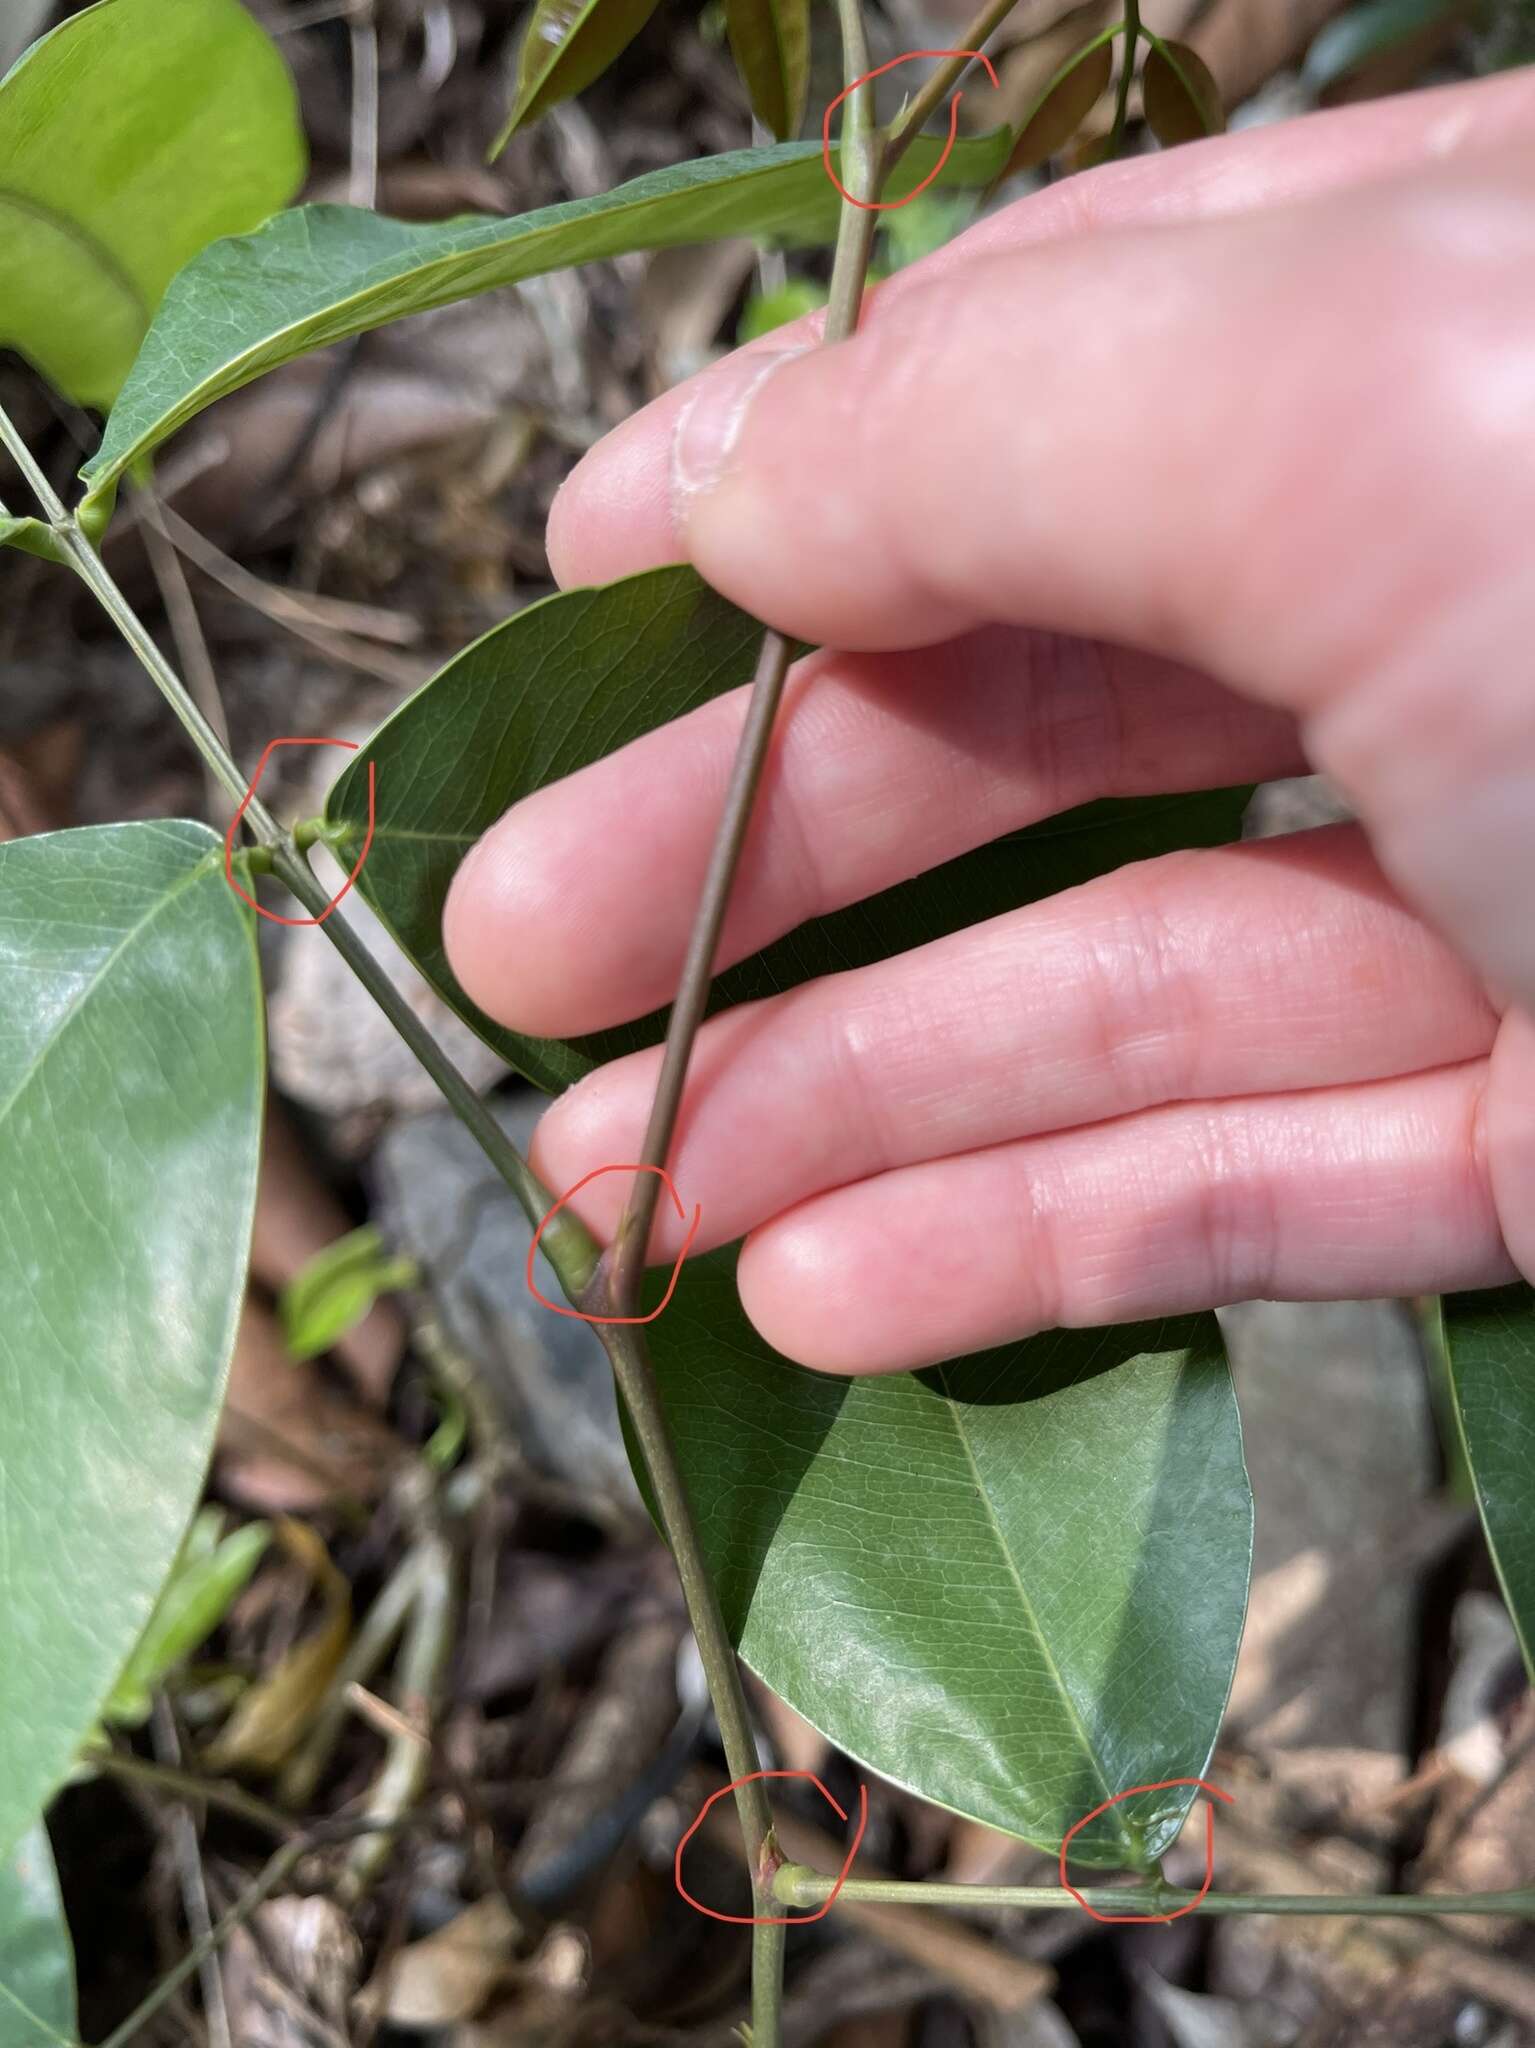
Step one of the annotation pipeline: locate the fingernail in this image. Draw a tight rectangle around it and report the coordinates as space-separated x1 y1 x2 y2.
671 348 808 513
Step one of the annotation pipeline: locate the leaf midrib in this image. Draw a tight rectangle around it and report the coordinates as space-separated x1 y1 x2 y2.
0 840 215 1140
0 184 148 325
933 1366 1127 1848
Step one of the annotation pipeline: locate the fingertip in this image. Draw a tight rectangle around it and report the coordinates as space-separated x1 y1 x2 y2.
442 791 584 1037
546 398 686 589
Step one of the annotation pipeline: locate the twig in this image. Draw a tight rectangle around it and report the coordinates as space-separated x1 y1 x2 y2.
348 3 380 212
882 0 1039 173
84 1746 300 1841
150 1699 232 2048
137 488 233 825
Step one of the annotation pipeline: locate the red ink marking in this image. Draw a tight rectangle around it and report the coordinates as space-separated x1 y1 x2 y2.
225 737 376 927
527 1163 702 1326
1060 1778 1233 1924
821 51 1001 212
676 1772 870 1925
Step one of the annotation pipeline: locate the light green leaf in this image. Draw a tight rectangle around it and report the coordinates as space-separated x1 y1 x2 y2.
79 131 1007 526
0 505 64 565
493 0 663 154
0 0 305 412
0 821 265 1861
1444 1284 1535 1681
104 1510 270 1727
724 0 812 140
324 564 1255 1094
640 1254 1251 1865
279 1224 415 1362
0 1827 76 2048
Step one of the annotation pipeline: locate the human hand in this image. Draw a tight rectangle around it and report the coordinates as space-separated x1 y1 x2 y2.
444 68 1535 1374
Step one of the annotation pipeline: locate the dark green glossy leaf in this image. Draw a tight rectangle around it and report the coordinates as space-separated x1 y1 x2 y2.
324 564 1255 1094
1444 1284 1535 1680
1302 0 1469 93
493 0 663 154
639 1252 1251 1865
0 0 304 411
1003 34 1115 175
80 131 1007 527
1141 38 1224 146
0 1827 75 2048
0 821 264 1860
724 0 812 140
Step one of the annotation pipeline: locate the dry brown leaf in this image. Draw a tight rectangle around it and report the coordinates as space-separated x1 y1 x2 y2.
356 1895 520 2028
203 1518 351 1773
219 1296 403 1513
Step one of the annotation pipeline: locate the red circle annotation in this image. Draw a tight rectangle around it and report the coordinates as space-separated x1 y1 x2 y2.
675 1771 870 1925
527 1163 702 1326
821 51 1001 212
1059 1778 1234 1924
224 736 376 927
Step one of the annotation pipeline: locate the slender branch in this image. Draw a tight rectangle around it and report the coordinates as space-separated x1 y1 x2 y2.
1108 0 1142 152
882 0 1035 173
83 1746 299 1841
773 1864 1535 1918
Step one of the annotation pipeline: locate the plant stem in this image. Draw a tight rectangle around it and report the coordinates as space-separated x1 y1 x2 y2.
83 1746 299 1841
772 1864 1535 1918
1108 0 1142 152
882 0 1034 174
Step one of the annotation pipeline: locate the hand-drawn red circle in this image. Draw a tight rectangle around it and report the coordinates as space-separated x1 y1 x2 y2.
1059 1777 1234 1924
821 51 1002 212
675 1771 870 1925
527 1164 702 1325
224 736 376 927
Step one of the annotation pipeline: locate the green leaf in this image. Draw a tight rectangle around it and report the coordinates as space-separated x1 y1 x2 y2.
0 1828 76 2048
104 1510 270 1727
1302 0 1469 93
279 1224 415 1361
1444 1284 1535 1681
640 1254 1251 1864
737 276 829 342
79 131 1007 526
323 564 1255 1094
0 0 305 412
0 821 265 1860
493 0 664 154
1140 38 1225 147
0 506 64 565
724 0 812 140
1002 33 1115 176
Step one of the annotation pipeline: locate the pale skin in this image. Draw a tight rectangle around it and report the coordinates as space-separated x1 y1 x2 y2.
445 69 1535 1375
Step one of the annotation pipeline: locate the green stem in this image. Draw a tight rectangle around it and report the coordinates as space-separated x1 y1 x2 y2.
1108 0 1142 153
882 0 1034 175
772 1864 1535 1918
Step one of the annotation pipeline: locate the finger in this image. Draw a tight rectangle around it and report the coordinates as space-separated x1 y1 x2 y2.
529 824 1497 1252
445 629 1303 1036
547 70 1535 589
733 1060 1514 1374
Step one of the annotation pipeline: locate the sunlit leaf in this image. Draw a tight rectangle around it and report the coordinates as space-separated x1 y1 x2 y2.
1002 34 1115 175
0 821 264 1860
1141 37 1224 146
279 1225 416 1362
80 130 1007 528
1444 1284 1535 1680
0 1828 75 2048
0 0 304 411
724 0 812 140
492 0 662 155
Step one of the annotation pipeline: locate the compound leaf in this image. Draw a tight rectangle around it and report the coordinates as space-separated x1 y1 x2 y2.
0 821 264 1860
0 0 305 412
0 1827 75 2048
1444 1284 1535 1680
642 1253 1251 1865
724 0 812 141
80 130 1006 527
493 0 663 153
324 564 1255 1094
